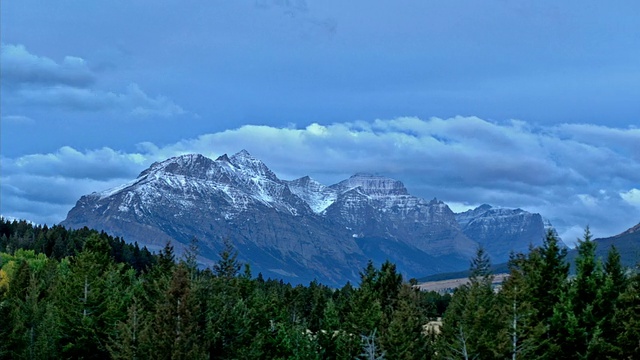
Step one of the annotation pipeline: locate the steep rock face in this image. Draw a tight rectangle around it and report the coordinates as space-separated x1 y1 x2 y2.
566 222 640 270
62 151 550 285
286 176 337 213
322 175 477 259
455 204 546 261
330 173 410 197
614 222 640 237
287 173 476 259
62 151 365 285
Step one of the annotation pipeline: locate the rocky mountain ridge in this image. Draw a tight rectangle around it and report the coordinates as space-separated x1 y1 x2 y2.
61 150 550 286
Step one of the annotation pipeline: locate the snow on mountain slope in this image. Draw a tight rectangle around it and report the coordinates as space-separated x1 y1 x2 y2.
93 152 306 218
330 173 410 197
286 176 337 213
62 151 551 285
455 204 548 260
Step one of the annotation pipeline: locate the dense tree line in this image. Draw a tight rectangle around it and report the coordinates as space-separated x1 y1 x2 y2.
438 228 640 359
0 218 446 359
1 217 639 359
0 218 155 273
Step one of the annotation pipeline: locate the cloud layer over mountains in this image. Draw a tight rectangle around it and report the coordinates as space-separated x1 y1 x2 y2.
3 1 639 245
2 116 638 245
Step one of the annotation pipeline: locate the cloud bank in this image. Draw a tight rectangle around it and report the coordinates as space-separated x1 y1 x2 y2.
2 116 638 245
1 43 95 88
1 43 186 117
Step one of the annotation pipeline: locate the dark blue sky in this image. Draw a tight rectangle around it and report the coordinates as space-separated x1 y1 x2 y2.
2 1 639 244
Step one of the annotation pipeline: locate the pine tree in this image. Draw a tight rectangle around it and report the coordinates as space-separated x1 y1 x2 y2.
603 246 627 296
180 236 203 284
438 247 506 359
380 284 433 360
213 238 241 279
106 270 148 360
258 321 322 360
509 228 569 359
499 259 545 360
107 296 146 360
55 234 125 359
469 246 492 285
6 260 61 359
327 282 362 358
570 227 606 359
318 298 360 359
350 261 384 335
612 271 640 358
141 263 204 359
376 261 403 321
588 245 629 358
157 241 176 274
531 229 569 323
548 288 579 360
205 291 255 358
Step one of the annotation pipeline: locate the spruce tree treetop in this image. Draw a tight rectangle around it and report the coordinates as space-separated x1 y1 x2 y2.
535 228 569 314
470 246 493 286
157 241 176 273
213 238 241 279
603 245 627 296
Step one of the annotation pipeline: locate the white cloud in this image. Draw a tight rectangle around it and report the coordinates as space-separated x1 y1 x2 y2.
621 188 640 208
305 123 329 136
159 116 639 189
577 194 598 208
1 116 638 238
446 202 479 213
559 225 587 248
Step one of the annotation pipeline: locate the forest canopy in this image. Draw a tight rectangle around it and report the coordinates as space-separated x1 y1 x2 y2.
1 218 639 359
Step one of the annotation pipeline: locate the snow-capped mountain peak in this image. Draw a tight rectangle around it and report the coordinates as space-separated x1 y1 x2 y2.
92 152 304 218
62 151 552 286
330 173 409 197
136 154 217 181
228 149 278 181
454 203 552 259
286 176 337 213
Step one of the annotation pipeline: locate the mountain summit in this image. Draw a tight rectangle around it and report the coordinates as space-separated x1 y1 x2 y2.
61 151 548 285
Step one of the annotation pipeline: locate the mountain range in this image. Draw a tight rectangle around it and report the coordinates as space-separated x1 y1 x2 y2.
566 222 640 269
61 150 552 286
420 222 640 283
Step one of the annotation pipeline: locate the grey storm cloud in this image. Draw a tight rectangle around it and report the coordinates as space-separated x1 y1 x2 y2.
15 84 186 117
0 147 149 225
1 43 95 88
3 146 147 180
0 176 130 226
1 44 187 118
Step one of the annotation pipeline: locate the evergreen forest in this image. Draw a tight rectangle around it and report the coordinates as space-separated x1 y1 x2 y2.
1 217 639 359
